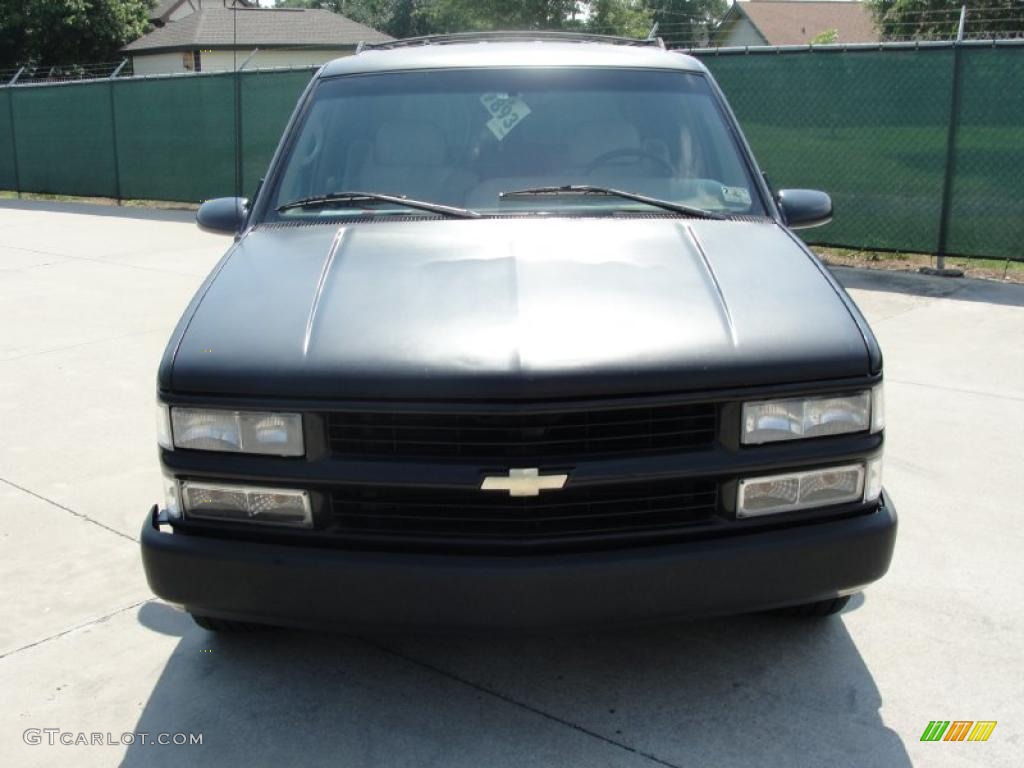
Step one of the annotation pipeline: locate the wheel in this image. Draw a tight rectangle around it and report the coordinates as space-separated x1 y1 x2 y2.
772 595 852 618
190 613 267 632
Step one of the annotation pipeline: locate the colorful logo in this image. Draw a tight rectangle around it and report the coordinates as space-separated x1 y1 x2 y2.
921 721 997 742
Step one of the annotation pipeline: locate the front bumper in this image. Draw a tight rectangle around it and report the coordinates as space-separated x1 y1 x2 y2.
141 490 896 630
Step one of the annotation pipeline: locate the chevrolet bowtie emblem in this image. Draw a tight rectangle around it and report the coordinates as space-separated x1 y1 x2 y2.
480 468 569 497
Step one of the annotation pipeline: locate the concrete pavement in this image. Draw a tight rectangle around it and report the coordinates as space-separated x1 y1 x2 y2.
1 201 1021 767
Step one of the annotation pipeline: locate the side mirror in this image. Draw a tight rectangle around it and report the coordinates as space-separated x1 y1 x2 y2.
196 197 248 235
776 189 832 230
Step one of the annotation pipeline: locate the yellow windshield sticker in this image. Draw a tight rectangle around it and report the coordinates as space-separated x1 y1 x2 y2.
721 185 752 207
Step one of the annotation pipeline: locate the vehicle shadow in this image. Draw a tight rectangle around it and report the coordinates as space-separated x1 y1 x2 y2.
831 264 1024 308
122 599 911 767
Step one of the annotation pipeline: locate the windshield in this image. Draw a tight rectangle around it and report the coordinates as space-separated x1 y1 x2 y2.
267 67 764 220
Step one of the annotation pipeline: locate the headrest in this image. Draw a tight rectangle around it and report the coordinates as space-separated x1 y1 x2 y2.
374 121 446 166
568 119 641 166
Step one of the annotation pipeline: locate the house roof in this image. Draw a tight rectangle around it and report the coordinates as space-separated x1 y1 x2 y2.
149 0 186 23
125 5 392 53
723 1 880 46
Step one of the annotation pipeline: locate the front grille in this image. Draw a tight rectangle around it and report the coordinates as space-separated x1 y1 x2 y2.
329 478 719 551
326 402 717 460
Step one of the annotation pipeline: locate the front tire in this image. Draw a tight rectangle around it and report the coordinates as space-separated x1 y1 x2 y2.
772 595 851 618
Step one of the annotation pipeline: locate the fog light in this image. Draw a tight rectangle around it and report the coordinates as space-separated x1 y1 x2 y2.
182 482 312 527
737 463 865 518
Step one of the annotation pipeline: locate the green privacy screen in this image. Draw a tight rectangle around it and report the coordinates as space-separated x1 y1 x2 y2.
0 47 1021 259
240 68 317 195
943 47 1024 259
700 48 955 255
698 44 1024 260
113 68 314 202
10 80 119 197
114 73 237 202
0 90 16 189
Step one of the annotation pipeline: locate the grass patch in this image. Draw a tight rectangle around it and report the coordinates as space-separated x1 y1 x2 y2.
815 246 1024 284
0 190 197 210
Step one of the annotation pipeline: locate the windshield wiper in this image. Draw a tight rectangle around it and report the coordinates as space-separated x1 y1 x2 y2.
277 191 480 219
499 185 726 220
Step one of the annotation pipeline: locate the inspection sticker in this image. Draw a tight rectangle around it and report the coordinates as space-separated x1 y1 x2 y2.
721 185 752 206
481 92 532 141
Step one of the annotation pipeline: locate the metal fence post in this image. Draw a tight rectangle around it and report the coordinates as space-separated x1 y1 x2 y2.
107 79 122 205
233 6 243 203
234 70 243 201
931 5 967 276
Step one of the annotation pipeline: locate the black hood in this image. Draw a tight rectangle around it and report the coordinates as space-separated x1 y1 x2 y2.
166 217 870 400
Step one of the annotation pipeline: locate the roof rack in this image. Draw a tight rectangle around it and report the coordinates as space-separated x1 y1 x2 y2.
356 30 666 53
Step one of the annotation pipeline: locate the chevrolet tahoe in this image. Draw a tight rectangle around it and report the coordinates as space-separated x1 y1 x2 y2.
141 32 896 631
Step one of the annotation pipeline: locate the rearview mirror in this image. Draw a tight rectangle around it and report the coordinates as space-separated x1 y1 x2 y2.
776 189 832 230
196 197 248 235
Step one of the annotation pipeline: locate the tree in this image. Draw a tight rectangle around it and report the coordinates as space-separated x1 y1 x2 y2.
0 0 153 69
643 1 727 48
866 0 1024 41
275 1 432 38
276 0 582 36
810 28 838 45
273 0 729 42
421 1 583 32
586 1 653 38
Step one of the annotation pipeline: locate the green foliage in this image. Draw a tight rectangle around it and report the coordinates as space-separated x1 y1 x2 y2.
587 1 653 38
644 0 727 48
421 1 582 32
866 0 1024 41
810 28 839 45
275 1 432 38
275 0 728 42
0 0 153 68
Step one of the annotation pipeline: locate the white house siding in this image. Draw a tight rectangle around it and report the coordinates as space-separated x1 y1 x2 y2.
131 49 351 75
227 49 352 71
131 52 193 75
132 48 350 75
717 19 768 48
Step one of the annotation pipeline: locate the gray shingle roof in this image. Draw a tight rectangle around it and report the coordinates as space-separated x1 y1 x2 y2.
125 6 392 52
727 1 880 46
149 0 186 23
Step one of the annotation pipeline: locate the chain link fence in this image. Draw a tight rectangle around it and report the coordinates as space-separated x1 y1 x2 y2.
0 42 1021 260
0 67 315 205
695 41 1024 261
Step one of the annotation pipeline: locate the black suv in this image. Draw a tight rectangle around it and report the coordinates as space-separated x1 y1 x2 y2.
142 33 895 631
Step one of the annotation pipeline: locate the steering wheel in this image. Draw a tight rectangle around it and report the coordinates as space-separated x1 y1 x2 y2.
584 148 675 177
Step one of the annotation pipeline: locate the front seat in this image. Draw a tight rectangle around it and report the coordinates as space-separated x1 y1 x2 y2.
569 119 642 168
568 118 668 184
346 120 471 204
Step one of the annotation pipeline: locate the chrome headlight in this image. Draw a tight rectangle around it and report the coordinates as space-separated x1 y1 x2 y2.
165 407 304 456
741 385 882 445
